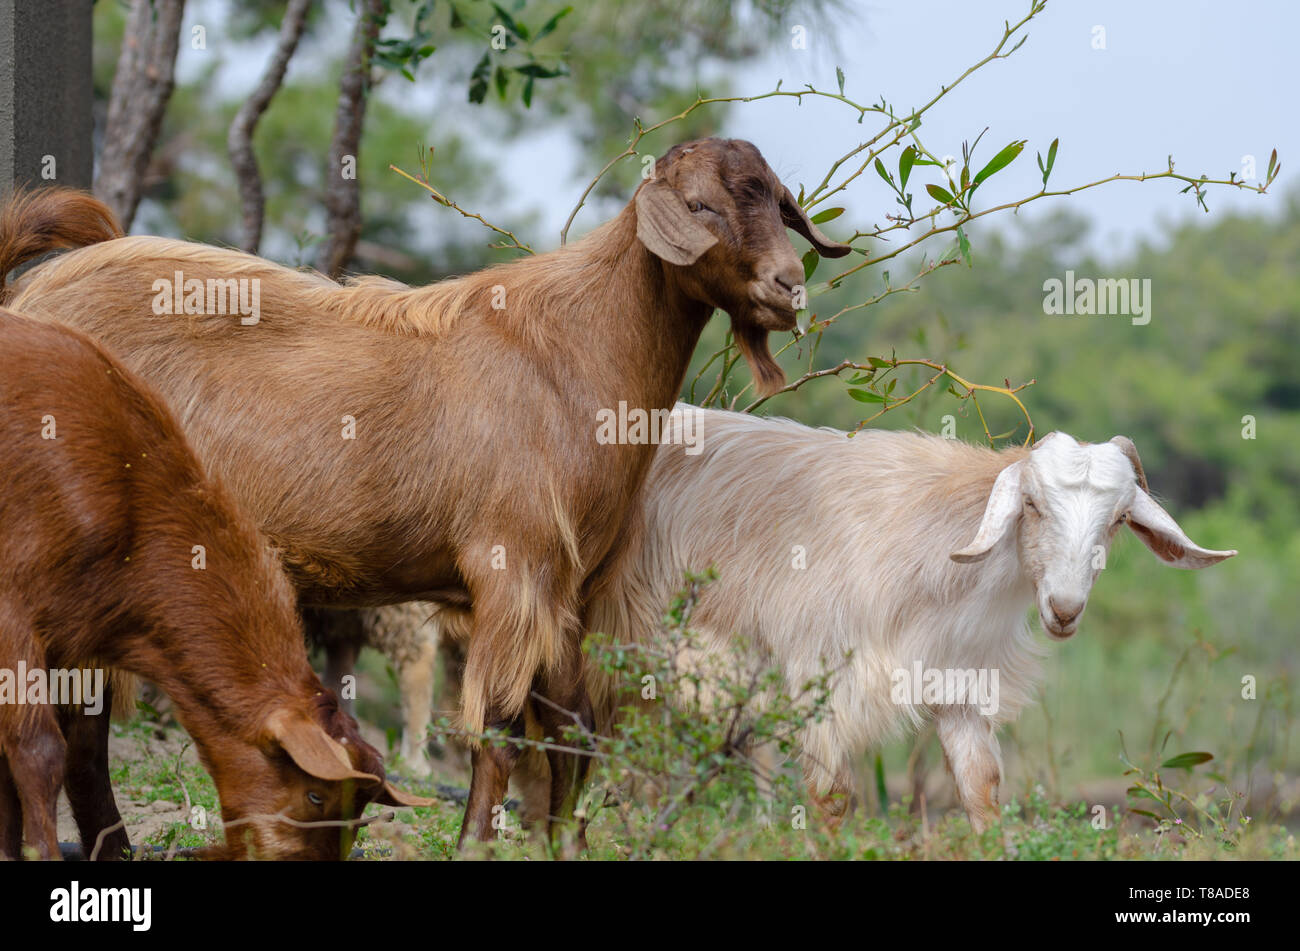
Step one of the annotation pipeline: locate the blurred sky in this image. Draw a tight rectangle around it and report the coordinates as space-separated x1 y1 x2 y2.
179 0 1297 261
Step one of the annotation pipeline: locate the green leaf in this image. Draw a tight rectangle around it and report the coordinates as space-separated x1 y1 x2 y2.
899 145 916 189
491 3 528 40
801 248 819 282
810 207 844 224
1127 808 1161 820
1160 752 1214 770
494 65 508 100
867 356 892 368
1126 786 1162 801
848 389 886 404
535 5 572 40
836 65 845 96
926 183 954 206
1039 137 1059 186
973 140 1026 186
522 75 535 108
957 225 971 267
467 51 491 104
514 62 566 79
874 157 893 186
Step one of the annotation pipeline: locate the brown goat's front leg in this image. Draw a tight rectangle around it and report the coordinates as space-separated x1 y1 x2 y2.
533 654 595 856
937 711 1003 833
458 713 524 848
7 714 67 859
60 690 130 861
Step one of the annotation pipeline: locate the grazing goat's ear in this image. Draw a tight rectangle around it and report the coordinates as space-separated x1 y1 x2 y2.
951 460 1024 563
265 709 381 784
1126 489 1237 568
635 178 718 266
780 186 852 258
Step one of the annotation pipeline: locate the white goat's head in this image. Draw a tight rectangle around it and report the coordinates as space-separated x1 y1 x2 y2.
950 432 1236 639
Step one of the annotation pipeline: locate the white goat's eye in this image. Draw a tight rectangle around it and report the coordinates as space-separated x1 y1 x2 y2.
307 791 324 806
1115 512 1128 526
1024 498 1038 514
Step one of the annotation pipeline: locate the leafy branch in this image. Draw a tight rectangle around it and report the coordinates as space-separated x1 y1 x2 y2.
390 146 535 255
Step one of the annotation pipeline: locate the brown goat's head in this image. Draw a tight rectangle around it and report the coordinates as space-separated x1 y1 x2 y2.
635 138 851 394
209 690 431 860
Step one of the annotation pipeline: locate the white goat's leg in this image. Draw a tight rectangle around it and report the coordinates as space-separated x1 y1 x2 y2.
936 712 1003 832
397 634 436 778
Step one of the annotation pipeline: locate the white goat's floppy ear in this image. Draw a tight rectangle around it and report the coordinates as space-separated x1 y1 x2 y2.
635 179 718 266
1127 489 1237 568
951 460 1024 563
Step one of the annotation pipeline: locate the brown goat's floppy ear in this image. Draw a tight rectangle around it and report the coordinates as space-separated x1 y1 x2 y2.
780 187 852 258
951 460 1024 563
265 709 382 784
1126 489 1237 569
635 178 718 266
373 782 436 808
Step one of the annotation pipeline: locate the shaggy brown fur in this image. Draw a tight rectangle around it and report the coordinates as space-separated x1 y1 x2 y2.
0 308 425 861
0 138 849 844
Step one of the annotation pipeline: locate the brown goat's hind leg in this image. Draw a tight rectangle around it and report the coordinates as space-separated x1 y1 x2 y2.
0 758 22 859
8 714 67 859
457 713 524 849
60 692 130 861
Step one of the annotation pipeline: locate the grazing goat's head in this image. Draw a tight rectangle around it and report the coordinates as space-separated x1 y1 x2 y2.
211 692 431 860
635 138 851 394
951 432 1236 639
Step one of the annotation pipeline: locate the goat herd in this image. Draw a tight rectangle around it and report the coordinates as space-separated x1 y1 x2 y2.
0 138 1235 861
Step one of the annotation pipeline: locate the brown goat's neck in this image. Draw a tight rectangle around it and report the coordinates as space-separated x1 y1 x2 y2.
535 210 714 411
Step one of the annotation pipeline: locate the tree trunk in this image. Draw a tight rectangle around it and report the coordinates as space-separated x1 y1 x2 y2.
96 0 187 231
316 0 386 279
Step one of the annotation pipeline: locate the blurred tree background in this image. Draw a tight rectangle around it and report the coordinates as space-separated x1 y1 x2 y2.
88 0 1295 819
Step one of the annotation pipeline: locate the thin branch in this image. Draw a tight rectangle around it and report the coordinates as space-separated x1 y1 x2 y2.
390 155 534 255
228 0 314 253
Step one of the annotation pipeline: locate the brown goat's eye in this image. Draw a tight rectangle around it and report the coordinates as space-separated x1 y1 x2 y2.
307 791 324 806
1114 512 1128 527
687 200 712 214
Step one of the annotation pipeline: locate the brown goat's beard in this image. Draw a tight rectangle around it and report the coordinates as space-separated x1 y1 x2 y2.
732 321 785 396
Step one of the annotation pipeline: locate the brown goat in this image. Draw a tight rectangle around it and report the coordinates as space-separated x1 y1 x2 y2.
0 307 426 860
0 139 850 845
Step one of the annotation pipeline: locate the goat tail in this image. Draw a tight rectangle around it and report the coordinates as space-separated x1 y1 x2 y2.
458 574 578 742
0 187 122 302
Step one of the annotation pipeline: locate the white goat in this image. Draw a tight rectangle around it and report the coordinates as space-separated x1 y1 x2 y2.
388 407 1238 829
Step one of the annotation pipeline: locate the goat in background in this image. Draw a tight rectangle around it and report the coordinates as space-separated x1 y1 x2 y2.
429 408 1237 832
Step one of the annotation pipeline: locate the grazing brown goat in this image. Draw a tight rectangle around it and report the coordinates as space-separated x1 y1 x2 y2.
0 307 426 860
0 139 850 844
